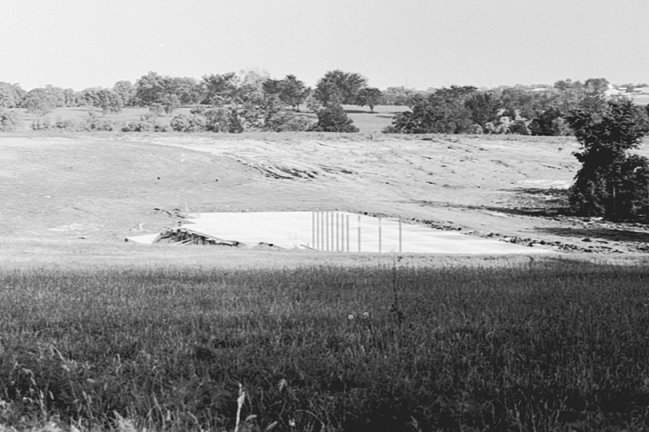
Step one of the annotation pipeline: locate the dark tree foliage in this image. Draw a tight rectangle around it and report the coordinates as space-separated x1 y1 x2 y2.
315 70 367 106
133 72 168 106
567 98 649 221
113 80 135 107
387 86 476 133
202 73 240 106
355 87 383 112
0 82 26 108
23 88 60 115
382 86 418 106
464 91 500 129
278 75 309 111
0 108 17 131
80 88 123 113
310 104 359 132
262 75 309 112
529 107 565 136
135 72 203 113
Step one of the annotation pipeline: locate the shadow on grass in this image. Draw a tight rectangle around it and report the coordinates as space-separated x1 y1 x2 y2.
417 199 570 218
499 187 571 216
511 187 569 196
539 227 649 242
346 109 403 115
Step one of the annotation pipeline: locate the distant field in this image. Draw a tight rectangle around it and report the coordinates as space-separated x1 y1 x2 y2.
10 104 409 134
2 259 649 431
293 104 409 133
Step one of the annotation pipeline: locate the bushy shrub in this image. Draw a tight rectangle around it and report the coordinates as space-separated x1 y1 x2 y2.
121 120 154 132
204 107 243 133
386 88 475 134
148 103 164 117
0 108 18 131
264 111 312 132
31 118 52 131
54 119 83 131
84 112 114 131
121 114 167 132
310 104 358 132
170 113 206 132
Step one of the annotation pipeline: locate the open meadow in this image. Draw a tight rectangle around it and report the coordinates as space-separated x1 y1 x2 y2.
3 259 649 431
2 131 649 431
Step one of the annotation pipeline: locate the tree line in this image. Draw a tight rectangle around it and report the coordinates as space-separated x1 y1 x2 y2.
3 73 644 136
0 70 380 114
0 70 384 132
385 78 642 135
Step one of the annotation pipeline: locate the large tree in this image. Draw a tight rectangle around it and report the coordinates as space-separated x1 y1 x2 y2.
314 70 367 106
80 88 123 113
0 82 25 108
382 86 418 106
167 77 203 105
355 87 383 112
23 88 59 115
113 80 135 107
134 72 168 106
388 86 476 134
278 75 309 111
202 73 239 106
566 98 649 220
464 91 499 129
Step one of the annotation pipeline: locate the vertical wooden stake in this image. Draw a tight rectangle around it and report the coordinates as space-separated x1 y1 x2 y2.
335 213 339 252
357 214 361 252
399 217 402 254
318 211 322 250
312 211 315 249
346 215 350 252
378 216 382 253
325 212 329 251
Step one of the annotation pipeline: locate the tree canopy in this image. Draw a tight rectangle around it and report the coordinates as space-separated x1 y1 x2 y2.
314 70 367 106
355 87 383 112
566 98 649 220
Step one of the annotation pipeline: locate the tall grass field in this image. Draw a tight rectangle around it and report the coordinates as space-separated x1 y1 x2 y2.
1 260 649 431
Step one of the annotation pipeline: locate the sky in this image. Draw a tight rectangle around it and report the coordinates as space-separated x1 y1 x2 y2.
1 0 649 91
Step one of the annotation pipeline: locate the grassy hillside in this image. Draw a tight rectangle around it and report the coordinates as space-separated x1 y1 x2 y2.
4 132 649 256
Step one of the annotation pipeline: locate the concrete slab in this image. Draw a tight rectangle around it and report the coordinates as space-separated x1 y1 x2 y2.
175 211 551 254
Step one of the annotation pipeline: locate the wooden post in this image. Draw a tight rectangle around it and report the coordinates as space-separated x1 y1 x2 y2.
331 212 335 251
322 212 325 251
315 212 319 250
335 213 339 252
398 217 402 253
346 215 350 252
325 212 329 251
378 216 382 253
319 211 323 250
312 211 315 249
357 214 361 252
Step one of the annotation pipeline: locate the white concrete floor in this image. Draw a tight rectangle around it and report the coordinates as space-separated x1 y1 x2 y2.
174 211 550 254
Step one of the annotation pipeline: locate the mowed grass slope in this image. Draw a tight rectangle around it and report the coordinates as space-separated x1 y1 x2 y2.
2 260 649 431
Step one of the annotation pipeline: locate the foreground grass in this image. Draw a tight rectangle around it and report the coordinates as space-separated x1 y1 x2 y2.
1 260 649 431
